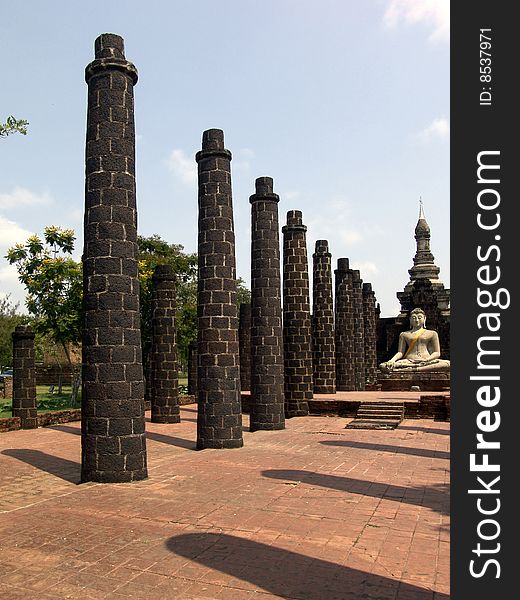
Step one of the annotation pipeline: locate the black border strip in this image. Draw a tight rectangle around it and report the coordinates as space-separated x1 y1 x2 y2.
451 4 515 597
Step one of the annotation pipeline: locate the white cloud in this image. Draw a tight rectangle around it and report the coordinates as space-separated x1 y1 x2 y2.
0 264 21 286
167 147 256 182
0 216 33 249
330 198 353 216
350 261 379 276
306 196 383 253
166 149 197 185
416 117 450 143
0 187 52 210
383 0 449 42
0 263 27 312
67 208 84 224
239 148 255 159
233 148 255 173
341 230 363 245
283 191 301 202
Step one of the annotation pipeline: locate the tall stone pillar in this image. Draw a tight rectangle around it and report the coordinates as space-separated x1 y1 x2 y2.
82 33 147 483
249 177 285 431
150 264 180 423
195 128 243 449
352 270 365 391
11 326 37 429
363 282 378 387
335 258 355 391
312 240 336 394
187 340 198 397
282 210 312 417
238 303 252 392
143 340 152 407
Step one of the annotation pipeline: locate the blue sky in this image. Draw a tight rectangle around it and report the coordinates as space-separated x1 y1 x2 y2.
0 0 449 317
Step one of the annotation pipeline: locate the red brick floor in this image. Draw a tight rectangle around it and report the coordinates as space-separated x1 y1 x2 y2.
0 406 450 599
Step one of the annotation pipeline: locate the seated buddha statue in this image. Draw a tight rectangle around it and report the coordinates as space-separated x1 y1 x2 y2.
379 307 450 373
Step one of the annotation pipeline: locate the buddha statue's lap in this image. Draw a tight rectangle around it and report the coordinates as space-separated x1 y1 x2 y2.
382 357 450 373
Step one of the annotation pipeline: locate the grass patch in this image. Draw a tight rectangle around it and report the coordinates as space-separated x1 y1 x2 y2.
1 385 80 416
1 376 190 417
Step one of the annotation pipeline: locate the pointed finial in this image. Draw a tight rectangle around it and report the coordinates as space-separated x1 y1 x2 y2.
419 197 425 220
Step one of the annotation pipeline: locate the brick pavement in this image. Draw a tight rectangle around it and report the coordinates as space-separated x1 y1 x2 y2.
0 405 449 599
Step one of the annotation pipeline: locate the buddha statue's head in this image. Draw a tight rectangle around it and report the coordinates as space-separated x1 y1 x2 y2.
409 307 426 329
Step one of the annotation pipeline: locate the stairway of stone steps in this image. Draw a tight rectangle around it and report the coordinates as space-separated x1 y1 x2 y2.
345 401 404 430
356 401 405 421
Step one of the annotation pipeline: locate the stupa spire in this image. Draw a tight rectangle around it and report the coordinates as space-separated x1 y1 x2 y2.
410 199 437 280
418 197 425 220
396 198 450 316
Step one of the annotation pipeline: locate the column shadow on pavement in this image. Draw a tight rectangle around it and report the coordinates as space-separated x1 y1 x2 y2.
53 423 196 450
145 430 196 450
262 469 449 516
1 448 80 484
398 425 450 435
166 531 449 600
320 439 450 460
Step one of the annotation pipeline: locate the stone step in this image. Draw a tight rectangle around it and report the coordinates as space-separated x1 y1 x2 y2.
358 406 404 413
346 419 401 430
356 401 404 423
357 412 403 420
358 402 405 408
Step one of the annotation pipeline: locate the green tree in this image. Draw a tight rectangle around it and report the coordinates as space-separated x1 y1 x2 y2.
6 226 82 402
236 279 251 306
138 235 198 372
0 116 29 137
138 234 251 372
0 295 28 371
6 228 252 399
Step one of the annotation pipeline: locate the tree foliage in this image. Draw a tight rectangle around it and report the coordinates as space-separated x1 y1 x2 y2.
137 235 198 371
0 115 29 138
5 226 82 360
6 228 251 377
137 234 251 371
0 295 27 371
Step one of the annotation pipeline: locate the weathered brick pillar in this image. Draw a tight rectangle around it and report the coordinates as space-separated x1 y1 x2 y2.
150 264 180 423
282 210 312 417
352 270 365 391
335 258 355 391
249 177 285 431
11 326 37 429
82 33 147 483
143 340 152 407
312 240 336 394
187 340 198 396
238 303 251 392
195 128 243 449
363 282 378 386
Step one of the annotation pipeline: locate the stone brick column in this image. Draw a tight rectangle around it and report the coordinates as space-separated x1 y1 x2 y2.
195 128 243 449
363 282 378 386
335 258 355 391
282 210 312 417
150 264 180 423
82 33 147 483
187 340 198 397
143 340 152 407
11 326 37 429
352 270 365 391
238 303 252 392
312 240 336 394
249 177 285 431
